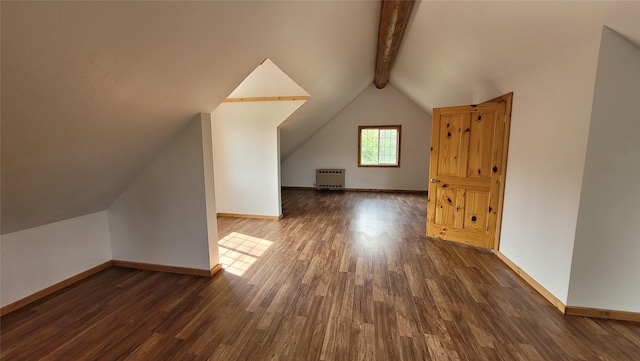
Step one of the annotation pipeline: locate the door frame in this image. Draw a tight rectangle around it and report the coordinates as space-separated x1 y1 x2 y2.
483 92 512 250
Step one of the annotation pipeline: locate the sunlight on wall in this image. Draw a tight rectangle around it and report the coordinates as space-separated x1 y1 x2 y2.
218 232 273 276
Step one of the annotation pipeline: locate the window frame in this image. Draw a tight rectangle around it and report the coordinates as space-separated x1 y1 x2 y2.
357 125 402 168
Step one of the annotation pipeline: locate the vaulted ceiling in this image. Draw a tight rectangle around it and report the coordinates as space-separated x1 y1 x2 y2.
2 1 639 234
392 1 640 113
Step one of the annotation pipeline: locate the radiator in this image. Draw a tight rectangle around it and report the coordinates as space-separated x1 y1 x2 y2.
316 169 345 190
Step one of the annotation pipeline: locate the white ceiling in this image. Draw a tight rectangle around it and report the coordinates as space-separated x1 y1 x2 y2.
392 1 640 114
1 1 378 233
2 1 639 234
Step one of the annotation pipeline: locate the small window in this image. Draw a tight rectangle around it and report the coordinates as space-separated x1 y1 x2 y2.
358 125 401 167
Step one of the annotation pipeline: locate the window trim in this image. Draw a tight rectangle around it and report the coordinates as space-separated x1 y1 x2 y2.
357 125 402 168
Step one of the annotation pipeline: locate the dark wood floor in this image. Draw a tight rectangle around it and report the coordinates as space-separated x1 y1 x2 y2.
2 189 639 360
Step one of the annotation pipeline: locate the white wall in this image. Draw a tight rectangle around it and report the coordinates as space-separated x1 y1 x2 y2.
568 28 640 312
482 31 602 304
212 101 305 217
281 84 431 191
200 114 220 270
108 114 218 270
0 211 112 307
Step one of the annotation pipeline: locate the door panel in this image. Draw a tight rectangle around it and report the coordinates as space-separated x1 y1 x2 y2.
427 94 512 249
434 187 457 227
467 111 495 178
437 113 467 176
464 190 489 231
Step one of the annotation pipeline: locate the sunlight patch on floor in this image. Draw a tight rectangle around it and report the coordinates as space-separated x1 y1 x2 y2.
218 232 273 276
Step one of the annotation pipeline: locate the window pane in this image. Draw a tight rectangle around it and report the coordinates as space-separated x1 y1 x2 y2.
359 126 399 166
379 129 397 164
361 129 378 164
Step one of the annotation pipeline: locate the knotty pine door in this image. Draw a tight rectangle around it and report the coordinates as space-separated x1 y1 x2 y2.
427 94 512 249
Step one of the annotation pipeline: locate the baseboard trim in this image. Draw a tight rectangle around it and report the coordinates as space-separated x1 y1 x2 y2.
217 213 282 220
209 263 223 277
565 306 640 323
1 261 223 317
0 260 113 317
493 251 640 322
112 260 216 277
281 186 427 194
344 188 427 193
493 251 566 313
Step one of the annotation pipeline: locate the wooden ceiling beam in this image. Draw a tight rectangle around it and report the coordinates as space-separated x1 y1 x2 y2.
374 0 415 89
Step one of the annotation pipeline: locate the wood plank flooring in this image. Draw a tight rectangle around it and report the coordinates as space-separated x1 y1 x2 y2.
2 189 639 360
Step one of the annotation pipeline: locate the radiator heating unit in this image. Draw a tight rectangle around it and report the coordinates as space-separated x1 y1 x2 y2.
316 169 345 190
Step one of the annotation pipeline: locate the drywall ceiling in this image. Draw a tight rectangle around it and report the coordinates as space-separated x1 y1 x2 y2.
2 1 640 234
1 1 378 233
392 1 640 113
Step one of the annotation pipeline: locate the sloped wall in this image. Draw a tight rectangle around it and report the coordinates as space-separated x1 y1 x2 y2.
108 114 218 270
480 31 602 304
0 211 112 307
568 28 640 312
281 84 431 191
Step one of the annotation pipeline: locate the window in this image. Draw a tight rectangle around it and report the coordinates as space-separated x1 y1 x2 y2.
358 125 401 167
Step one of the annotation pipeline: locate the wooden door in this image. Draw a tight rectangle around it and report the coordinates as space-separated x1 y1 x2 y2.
427 93 512 249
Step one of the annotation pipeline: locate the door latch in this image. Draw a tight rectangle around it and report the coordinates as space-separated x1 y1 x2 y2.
430 178 441 183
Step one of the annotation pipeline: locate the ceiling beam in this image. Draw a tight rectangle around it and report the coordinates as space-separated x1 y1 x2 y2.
374 0 415 89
